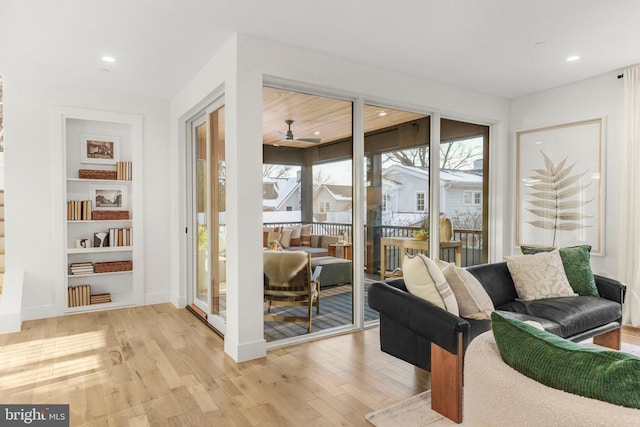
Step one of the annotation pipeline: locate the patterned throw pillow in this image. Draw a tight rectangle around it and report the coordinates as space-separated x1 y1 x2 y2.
521 245 598 297
435 259 494 320
504 250 576 301
300 224 312 246
285 225 302 246
403 254 459 315
491 311 640 409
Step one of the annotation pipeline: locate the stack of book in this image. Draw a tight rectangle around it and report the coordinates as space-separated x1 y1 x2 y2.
68 284 91 307
109 227 133 247
90 293 112 304
69 262 94 275
116 161 132 180
67 200 92 220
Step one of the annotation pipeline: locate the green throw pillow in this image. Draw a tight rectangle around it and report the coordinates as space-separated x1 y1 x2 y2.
491 311 640 409
520 245 598 297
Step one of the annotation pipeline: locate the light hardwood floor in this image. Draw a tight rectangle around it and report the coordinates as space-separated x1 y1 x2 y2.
0 304 430 426
2 304 639 426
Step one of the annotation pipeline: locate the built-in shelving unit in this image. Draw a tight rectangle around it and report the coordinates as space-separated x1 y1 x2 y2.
54 107 144 314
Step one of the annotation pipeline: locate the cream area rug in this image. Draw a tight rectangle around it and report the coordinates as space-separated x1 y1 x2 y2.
365 391 459 427
366 343 640 427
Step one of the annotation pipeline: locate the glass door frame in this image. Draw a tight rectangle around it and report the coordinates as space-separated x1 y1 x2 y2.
186 95 226 335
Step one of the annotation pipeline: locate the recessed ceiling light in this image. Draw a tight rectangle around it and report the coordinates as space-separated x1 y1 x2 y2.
378 111 387 117
314 131 320 136
566 55 580 62
274 92 286 97
102 56 116 63
534 41 548 48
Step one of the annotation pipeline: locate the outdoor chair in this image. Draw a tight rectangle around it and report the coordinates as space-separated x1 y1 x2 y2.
264 250 321 333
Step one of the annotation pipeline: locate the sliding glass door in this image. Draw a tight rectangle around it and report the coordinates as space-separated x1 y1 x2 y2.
262 86 353 342
189 99 226 333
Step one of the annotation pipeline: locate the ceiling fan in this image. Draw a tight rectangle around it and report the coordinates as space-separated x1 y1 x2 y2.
279 119 322 143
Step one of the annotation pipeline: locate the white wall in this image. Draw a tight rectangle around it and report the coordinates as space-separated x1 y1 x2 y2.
510 72 624 277
170 33 511 362
4 79 171 319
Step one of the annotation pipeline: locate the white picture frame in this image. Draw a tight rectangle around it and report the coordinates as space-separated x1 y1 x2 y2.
516 118 604 254
90 184 127 211
81 135 119 165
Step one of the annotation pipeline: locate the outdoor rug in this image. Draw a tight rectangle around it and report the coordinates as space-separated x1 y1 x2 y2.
264 281 378 342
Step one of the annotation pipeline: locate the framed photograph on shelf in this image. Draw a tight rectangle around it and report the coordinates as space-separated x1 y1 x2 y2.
516 118 604 254
90 184 127 211
81 135 119 165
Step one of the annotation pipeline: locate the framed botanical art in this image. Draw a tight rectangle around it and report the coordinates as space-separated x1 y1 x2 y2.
90 184 127 211
81 135 119 164
516 118 604 254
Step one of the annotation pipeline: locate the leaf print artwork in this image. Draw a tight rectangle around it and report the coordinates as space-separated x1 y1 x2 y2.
525 151 593 246
516 118 602 253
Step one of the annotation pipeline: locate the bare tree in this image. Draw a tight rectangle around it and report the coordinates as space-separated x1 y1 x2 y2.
440 139 483 170
263 164 292 178
383 147 430 167
383 138 482 170
313 169 331 193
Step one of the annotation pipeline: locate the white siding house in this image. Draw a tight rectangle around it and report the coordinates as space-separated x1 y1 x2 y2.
381 164 482 226
262 177 301 212
313 184 352 223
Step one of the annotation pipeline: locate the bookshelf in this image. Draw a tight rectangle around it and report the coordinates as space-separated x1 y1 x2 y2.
54 107 144 314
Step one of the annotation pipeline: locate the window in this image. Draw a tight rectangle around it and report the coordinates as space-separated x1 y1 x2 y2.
416 191 426 211
263 183 277 199
463 190 482 206
319 201 331 213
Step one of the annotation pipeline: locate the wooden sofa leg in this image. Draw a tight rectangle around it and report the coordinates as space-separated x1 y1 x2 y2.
593 327 621 350
430 332 463 424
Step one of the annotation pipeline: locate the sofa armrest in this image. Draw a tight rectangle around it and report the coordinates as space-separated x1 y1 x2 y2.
594 275 626 304
368 281 470 355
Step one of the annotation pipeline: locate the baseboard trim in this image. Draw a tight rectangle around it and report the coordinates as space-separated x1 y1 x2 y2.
0 270 24 334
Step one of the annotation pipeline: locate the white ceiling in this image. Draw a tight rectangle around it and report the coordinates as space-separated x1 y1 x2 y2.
1 0 639 99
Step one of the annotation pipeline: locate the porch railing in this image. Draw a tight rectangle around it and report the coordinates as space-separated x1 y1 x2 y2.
263 222 484 272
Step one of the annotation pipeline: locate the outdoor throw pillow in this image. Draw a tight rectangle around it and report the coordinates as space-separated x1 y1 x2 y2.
279 229 293 249
504 250 576 301
403 254 459 315
435 259 494 320
300 224 312 246
285 225 302 246
491 311 640 409
521 245 599 297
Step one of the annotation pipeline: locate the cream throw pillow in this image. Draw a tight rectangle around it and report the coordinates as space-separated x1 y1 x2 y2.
267 231 281 245
505 250 576 301
403 254 459 315
434 260 494 320
279 229 293 248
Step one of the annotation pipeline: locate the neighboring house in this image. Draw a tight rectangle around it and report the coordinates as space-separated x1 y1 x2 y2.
262 176 301 212
381 164 482 226
313 184 352 223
